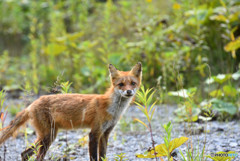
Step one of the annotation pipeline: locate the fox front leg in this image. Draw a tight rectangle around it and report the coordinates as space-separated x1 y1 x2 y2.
99 127 113 161
89 131 101 161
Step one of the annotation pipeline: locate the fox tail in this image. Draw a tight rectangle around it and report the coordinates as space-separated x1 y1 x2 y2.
0 109 29 145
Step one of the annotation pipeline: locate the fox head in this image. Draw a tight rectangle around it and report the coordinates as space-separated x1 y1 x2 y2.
109 62 142 98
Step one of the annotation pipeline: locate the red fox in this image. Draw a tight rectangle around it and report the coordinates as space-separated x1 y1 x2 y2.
0 62 142 161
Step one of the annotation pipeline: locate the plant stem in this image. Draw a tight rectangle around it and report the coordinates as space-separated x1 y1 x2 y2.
3 144 6 161
148 122 158 161
65 131 69 159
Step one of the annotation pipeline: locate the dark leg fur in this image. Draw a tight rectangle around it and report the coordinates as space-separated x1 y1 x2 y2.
21 139 42 161
89 131 101 161
36 131 58 161
99 127 113 161
21 146 35 161
36 134 52 161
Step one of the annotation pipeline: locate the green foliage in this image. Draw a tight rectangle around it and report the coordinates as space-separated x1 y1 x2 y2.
61 81 72 94
135 86 158 126
136 121 189 161
78 135 88 147
136 137 188 159
0 90 8 129
115 153 127 161
0 0 239 96
163 121 173 160
179 144 206 161
8 104 21 116
169 87 202 122
206 72 239 101
170 67 240 122
135 86 159 160
211 99 237 115
26 142 43 161
204 71 239 120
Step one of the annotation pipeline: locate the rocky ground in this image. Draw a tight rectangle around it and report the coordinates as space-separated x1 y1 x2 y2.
0 98 239 161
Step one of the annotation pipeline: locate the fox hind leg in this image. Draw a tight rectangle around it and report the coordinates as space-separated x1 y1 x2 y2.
21 146 35 161
36 128 58 161
21 138 41 161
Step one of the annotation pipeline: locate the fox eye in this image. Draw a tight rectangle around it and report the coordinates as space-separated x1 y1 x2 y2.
131 82 136 86
118 83 124 87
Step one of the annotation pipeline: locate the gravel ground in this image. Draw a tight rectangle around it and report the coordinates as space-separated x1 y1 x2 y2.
0 99 239 161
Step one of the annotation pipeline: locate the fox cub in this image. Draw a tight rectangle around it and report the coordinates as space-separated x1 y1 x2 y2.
0 62 142 161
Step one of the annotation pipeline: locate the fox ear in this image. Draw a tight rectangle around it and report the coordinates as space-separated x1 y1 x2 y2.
109 64 119 79
130 62 142 77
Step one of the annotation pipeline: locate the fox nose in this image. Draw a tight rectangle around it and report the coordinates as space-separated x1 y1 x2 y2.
127 90 132 95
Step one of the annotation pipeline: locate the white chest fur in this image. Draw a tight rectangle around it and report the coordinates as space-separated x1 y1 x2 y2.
102 95 132 132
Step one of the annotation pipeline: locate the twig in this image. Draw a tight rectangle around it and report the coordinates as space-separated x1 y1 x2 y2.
3 144 6 161
148 122 158 161
65 131 69 159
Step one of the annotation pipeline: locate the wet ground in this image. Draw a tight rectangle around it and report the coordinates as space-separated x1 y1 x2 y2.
0 98 239 161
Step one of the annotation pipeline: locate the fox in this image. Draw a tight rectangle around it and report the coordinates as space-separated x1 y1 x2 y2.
0 62 142 161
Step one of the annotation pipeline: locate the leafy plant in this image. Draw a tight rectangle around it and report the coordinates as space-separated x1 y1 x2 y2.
0 90 8 131
179 144 206 161
169 87 201 122
136 121 189 161
101 156 108 161
26 142 43 161
115 153 127 161
78 135 88 147
136 137 189 159
134 86 158 127
134 86 158 160
135 87 190 161
136 122 188 161
61 81 72 94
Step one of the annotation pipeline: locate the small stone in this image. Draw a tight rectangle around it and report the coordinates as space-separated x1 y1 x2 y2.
208 144 216 150
220 143 227 147
229 142 238 147
216 127 224 132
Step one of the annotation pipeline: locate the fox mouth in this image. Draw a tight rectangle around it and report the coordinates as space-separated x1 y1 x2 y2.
125 94 133 97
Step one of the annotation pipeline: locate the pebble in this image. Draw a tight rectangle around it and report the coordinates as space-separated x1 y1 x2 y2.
229 142 238 147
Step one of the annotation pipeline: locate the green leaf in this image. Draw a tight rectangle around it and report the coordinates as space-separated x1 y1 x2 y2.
136 137 189 158
211 99 237 115
174 104 201 122
46 43 66 56
134 118 148 129
213 74 232 84
209 89 223 97
223 85 237 97
189 115 198 122
210 14 227 22
224 36 240 52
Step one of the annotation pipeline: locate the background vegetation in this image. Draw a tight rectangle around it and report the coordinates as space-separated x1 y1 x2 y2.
0 0 240 115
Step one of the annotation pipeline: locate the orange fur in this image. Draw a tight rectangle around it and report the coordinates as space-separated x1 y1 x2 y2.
0 62 142 161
